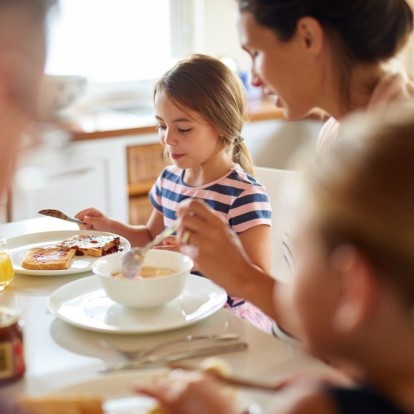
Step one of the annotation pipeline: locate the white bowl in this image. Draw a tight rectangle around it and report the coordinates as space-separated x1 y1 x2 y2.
39 74 87 118
92 250 193 308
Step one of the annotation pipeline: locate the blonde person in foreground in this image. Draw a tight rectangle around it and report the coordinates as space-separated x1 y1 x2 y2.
171 0 414 339
76 54 273 333
0 0 57 413
137 106 414 414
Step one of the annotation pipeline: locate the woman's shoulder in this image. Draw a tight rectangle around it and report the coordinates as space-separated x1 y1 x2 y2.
368 71 414 112
316 117 340 151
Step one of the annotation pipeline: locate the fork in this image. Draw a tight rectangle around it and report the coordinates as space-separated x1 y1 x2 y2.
99 332 239 360
102 341 248 372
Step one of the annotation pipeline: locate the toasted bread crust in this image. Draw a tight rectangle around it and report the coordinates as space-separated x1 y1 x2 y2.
57 235 121 257
21 247 76 270
16 395 103 414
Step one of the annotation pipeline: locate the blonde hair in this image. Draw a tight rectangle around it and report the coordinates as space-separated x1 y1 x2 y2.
306 106 414 305
154 54 254 175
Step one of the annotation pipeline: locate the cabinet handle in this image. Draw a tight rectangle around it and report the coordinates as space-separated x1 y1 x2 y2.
48 167 95 179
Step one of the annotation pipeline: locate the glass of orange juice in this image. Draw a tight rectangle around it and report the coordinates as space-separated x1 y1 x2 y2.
0 238 14 291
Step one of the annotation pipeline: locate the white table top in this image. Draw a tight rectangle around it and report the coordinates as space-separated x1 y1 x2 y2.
0 217 341 412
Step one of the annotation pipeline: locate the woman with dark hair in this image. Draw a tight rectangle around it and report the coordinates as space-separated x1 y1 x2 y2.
175 0 414 336
132 1 414 411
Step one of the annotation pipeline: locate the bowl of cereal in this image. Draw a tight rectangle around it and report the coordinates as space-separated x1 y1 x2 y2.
92 249 193 308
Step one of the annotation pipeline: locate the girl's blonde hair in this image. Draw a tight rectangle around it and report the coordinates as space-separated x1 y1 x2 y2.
306 106 414 305
154 53 254 175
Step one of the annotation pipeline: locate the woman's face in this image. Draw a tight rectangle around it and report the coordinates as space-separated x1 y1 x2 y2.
237 11 322 120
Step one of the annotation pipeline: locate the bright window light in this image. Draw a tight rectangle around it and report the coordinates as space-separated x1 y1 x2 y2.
46 0 177 83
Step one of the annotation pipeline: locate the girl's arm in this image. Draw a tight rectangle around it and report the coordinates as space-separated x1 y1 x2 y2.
76 207 165 248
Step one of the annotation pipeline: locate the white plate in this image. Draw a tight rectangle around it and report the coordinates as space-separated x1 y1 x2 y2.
54 370 251 414
8 230 130 276
48 274 227 333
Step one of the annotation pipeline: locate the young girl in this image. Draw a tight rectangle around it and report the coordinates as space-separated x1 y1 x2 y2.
174 0 414 338
76 54 273 333
137 107 414 413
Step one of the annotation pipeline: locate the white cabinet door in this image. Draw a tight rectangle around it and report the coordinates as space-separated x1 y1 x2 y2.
12 159 108 220
11 136 129 223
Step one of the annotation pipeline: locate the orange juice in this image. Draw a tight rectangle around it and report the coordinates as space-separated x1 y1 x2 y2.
0 239 14 291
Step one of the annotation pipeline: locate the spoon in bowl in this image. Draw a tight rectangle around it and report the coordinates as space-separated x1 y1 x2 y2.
121 222 179 279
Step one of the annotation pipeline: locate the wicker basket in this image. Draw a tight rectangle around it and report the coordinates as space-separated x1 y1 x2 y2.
127 143 167 185
129 195 153 225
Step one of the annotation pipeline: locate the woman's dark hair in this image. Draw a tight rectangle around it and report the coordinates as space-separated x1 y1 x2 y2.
237 0 413 107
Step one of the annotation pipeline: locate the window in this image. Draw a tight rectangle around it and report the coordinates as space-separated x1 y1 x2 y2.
46 0 193 84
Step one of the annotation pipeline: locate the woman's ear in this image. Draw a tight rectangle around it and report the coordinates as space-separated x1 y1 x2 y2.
295 17 324 55
329 245 377 334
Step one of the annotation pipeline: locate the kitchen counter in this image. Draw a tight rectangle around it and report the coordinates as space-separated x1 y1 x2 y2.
53 96 293 141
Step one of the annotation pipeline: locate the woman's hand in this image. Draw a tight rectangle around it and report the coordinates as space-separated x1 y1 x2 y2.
75 208 113 232
176 199 253 291
135 370 237 414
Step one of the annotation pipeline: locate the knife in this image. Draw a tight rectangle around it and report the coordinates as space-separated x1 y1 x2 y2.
38 209 85 225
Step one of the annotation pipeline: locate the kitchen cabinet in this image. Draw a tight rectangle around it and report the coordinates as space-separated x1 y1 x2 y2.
11 135 130 223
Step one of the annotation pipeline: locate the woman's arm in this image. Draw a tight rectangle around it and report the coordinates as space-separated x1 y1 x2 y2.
177 199 289 322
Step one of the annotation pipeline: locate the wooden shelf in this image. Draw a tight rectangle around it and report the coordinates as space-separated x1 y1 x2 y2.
128 182 154 197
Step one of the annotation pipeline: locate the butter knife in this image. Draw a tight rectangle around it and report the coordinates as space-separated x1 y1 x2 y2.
38 209 85 225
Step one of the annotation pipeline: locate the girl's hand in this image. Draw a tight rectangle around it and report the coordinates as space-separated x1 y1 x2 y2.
134 370 237 414
154 236 181 253
75 208 113 232
176 199 253 292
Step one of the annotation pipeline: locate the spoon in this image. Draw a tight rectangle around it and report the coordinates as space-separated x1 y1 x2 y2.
38 209 85 225
121 222 179 278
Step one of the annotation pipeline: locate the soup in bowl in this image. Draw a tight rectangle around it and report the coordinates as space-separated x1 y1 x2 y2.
92 249 193 308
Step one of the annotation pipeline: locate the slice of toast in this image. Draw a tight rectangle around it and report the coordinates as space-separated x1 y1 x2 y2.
21 247 76 270
16 395 103 414
57 234 121 257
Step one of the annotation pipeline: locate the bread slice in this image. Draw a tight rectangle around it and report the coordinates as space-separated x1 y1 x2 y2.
21 247 76 270
57 234 121 257
16 395 103 414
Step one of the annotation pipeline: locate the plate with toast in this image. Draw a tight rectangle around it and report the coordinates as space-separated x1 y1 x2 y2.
8 230 131 276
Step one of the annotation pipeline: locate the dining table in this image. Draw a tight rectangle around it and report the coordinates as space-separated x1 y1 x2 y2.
0 217 344 413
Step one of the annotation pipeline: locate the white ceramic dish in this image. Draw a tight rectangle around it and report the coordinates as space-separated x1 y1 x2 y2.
8 230 130 276
52 369 253 413
48 275 227 333
93 250 193 308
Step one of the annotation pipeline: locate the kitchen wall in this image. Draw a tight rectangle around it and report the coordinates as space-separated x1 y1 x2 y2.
193 0 250 72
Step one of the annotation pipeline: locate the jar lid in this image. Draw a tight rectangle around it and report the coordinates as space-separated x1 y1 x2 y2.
0 307 20 327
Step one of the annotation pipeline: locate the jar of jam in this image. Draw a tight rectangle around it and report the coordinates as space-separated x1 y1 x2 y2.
0 306 25 384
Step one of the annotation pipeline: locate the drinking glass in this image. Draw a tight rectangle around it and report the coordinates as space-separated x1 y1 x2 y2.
0 238 14 291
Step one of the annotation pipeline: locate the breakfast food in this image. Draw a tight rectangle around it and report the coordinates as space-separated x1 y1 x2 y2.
112 266 174 279
21 247 76 270
20 234 123 271
57 234 121 257
16 395 103 414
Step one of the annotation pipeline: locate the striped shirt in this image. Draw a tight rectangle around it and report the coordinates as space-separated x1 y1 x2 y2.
149 164 272 232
